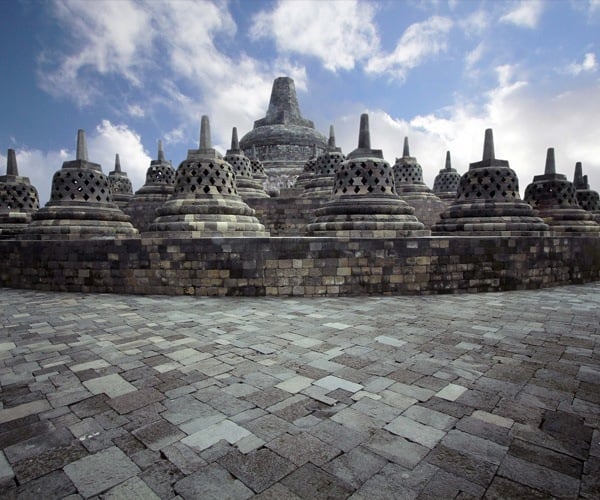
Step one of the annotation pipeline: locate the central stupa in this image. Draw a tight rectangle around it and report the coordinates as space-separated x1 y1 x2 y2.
239 77 327 190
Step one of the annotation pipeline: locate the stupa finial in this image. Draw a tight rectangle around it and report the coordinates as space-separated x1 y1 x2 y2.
312 143 317 158
231 127 239 150
114 154 122 173
574 161 584 185
251 145 258 160
544 148 556 175
328 125 336 149
76 129 88 161
358 114 371 150
158 140 165 162
200 115 211 149
445 151 451 171
403 137 410 157
482 129 495 161
6 149 18 176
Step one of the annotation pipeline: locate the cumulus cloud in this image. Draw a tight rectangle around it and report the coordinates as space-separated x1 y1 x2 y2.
250 0 379 71
365 16 453 82
38 0 153 106
566 52 598 75
8 121 151 205
500 0 544 29
465 42 486 71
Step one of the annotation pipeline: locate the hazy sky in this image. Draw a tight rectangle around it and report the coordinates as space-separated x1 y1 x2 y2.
1 0 599 204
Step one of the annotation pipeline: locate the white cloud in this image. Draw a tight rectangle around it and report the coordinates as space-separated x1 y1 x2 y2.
8 122 151 206
250 0 379 71
500 0 544 29
87 120 152 194
566 52 598 75
460 9 490 35
465 42 485 70
38 0 153 106
365 16 453 81
127 104 145 118
333 68 600 195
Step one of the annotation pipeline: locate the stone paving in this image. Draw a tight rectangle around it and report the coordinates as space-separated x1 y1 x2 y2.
0 283 598 499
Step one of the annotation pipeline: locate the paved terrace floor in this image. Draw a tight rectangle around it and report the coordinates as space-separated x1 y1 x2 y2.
0 284 599 499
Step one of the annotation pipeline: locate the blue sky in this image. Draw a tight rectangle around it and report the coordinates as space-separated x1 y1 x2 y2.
1 0 599 205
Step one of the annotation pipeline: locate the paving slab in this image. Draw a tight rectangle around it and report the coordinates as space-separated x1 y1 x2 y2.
0 283 598 498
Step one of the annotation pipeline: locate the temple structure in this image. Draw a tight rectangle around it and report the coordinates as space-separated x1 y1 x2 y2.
0 149 39 238
573 162 600 222
392 137 446 228
307 114 428 237
107 154 133 207
302 126 345 199
240 77 327 191
294 144 318 192
433 151 461 202
224 127 269 200
125 140 176 232
22 130 138 240
432 129 548 235
524 148 599 234
147 116 268 237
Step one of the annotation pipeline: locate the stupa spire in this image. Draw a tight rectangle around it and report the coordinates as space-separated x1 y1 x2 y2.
76 129 88 161
328 125 336 149
114 154 122 173
200 115 211 149
6 149 18 176
574 161 584 187
231 127 240 150
482 128 495 160
445 151 451 171
403 137 410 157
157 140 165 162
544 148 556 175
358 114 371 150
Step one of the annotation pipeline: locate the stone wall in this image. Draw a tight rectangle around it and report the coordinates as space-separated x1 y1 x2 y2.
1 236 598 296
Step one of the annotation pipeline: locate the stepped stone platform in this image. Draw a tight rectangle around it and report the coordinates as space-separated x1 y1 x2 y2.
0 283 598 498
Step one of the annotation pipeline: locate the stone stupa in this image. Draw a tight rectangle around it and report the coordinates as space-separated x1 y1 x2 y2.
147 116 268 237
224 127 269 200
22 130 138 240
573 162 600 223
524 148 599 234
307 114 428 237
108 154 133 208
303 126 346 199
294 144 318 191
125 140 176 232
432 129 548 235
433 151 461 202
0 149 40 238
392 137 445 228
240 77 327 191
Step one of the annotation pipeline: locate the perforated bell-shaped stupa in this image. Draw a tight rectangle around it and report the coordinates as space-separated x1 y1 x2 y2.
303 126 346 198
22 130 138 240
124 140 176 232
524 149 599 234
147 116 268 237
432 129 548 235
307 114 428 237
433 151 461 201
392 137 445 228
294 144 318 191
108 154 133 207
240 77 327 190
224 127 269 200
573 162 600 222
0 149 40 238
134 140 176 198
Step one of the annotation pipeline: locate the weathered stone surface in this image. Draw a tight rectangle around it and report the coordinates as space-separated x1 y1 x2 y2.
281 462 354 499
63 446 140 497
174 463 254 500
219 448 296 493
